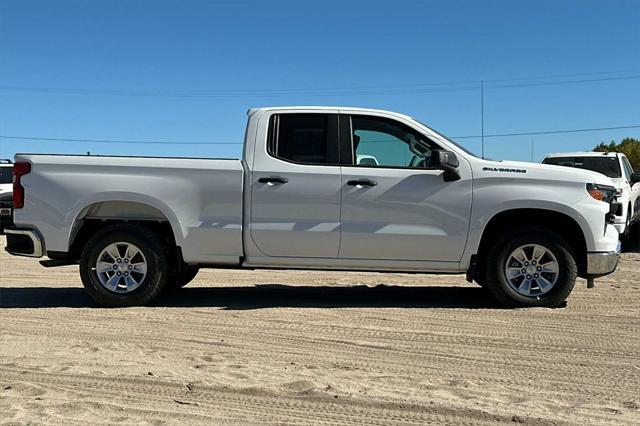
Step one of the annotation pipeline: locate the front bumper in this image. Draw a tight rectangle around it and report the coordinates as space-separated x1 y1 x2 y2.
4 228 44 258
586 240 621 275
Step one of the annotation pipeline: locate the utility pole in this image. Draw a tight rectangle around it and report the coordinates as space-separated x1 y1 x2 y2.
481 80 484 159
531 138 534 162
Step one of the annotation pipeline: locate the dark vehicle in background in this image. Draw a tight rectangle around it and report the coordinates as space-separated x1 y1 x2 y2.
0 160 13 234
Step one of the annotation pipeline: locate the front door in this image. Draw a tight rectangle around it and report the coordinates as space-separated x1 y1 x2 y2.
338 114 472 262
249 112 342 258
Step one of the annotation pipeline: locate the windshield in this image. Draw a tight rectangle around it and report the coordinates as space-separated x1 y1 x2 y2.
542 156 621 178
411 118 480 158
0 166 12 184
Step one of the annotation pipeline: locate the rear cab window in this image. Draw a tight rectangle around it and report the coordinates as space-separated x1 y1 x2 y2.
267 114 339 165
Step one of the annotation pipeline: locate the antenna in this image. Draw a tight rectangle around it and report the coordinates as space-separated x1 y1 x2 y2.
531 138 534 162
481 80 484 159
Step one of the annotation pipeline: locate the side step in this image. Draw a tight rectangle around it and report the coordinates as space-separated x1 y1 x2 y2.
40 259 76 268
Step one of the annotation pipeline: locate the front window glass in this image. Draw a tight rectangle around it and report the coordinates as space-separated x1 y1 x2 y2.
542 156 622 178
411 118 479 158
351 116 438 168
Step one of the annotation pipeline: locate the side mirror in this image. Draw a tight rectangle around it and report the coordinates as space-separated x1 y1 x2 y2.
631 172 640 186
431 150 460 182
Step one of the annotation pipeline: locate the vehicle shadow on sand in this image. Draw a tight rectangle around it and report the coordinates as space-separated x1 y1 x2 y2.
0 284 511 310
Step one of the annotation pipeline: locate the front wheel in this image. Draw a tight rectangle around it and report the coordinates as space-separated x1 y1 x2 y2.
79 224 169 307
484 227 577 308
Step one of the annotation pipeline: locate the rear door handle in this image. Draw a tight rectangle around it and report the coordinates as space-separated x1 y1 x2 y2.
347 179 377 187
258 176 288 184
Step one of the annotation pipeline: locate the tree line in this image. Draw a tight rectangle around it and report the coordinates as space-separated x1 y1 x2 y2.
593 137 640 170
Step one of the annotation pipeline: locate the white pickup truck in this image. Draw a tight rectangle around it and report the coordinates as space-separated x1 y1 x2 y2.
542 151 640 237
5 107 621 308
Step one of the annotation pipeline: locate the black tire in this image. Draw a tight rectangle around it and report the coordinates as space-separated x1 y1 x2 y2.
620 208 631 250
484 227 577 308
168 265 200 289
79 224 170 307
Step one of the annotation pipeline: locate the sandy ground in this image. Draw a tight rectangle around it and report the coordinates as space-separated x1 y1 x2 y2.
1 236 639 425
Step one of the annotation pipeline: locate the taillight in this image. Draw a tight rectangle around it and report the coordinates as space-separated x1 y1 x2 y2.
13 162 31 209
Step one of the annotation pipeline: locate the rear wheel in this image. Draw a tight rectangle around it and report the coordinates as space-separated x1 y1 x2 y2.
484 227 577 307
79 224 169 307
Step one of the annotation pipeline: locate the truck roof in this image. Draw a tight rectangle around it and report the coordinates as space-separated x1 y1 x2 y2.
247 106 415 120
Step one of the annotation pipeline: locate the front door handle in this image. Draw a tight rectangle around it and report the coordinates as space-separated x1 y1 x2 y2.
258 176 288 184
347 179 378 187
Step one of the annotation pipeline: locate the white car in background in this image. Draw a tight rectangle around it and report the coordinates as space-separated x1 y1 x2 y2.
0 160 13 233
0 160 13 199
542 152 640 236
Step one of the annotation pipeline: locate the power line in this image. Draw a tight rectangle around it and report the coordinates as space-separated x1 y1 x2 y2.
0 72 638 98
478 68 640 83
0 84 478 97
1 125 639 146
453 125 640 139
486 75 640 90
0 135 243 145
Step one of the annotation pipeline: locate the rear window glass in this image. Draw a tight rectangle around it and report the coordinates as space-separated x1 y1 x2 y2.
543 156 621 178
0 166 12 184
268 114 338 164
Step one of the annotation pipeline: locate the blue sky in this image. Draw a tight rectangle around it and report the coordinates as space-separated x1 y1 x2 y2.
0 0 638 162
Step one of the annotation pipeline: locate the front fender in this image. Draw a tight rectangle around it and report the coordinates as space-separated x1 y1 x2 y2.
461 197 603 269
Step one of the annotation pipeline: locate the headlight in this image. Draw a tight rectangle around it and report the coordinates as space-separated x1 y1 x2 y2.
586 183 616 203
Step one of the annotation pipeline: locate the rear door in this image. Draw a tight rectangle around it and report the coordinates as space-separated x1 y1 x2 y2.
249 112 342 258
338 113 472 262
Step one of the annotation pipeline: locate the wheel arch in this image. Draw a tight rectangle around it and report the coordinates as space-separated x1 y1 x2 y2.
67 197 183 261
473 208 589 278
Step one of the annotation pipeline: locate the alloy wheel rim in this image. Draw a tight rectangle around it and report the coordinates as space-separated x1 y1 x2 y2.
504 244 559 297
93 242 148 293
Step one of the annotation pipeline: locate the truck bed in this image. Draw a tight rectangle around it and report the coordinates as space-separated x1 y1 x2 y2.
14 154 244 264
